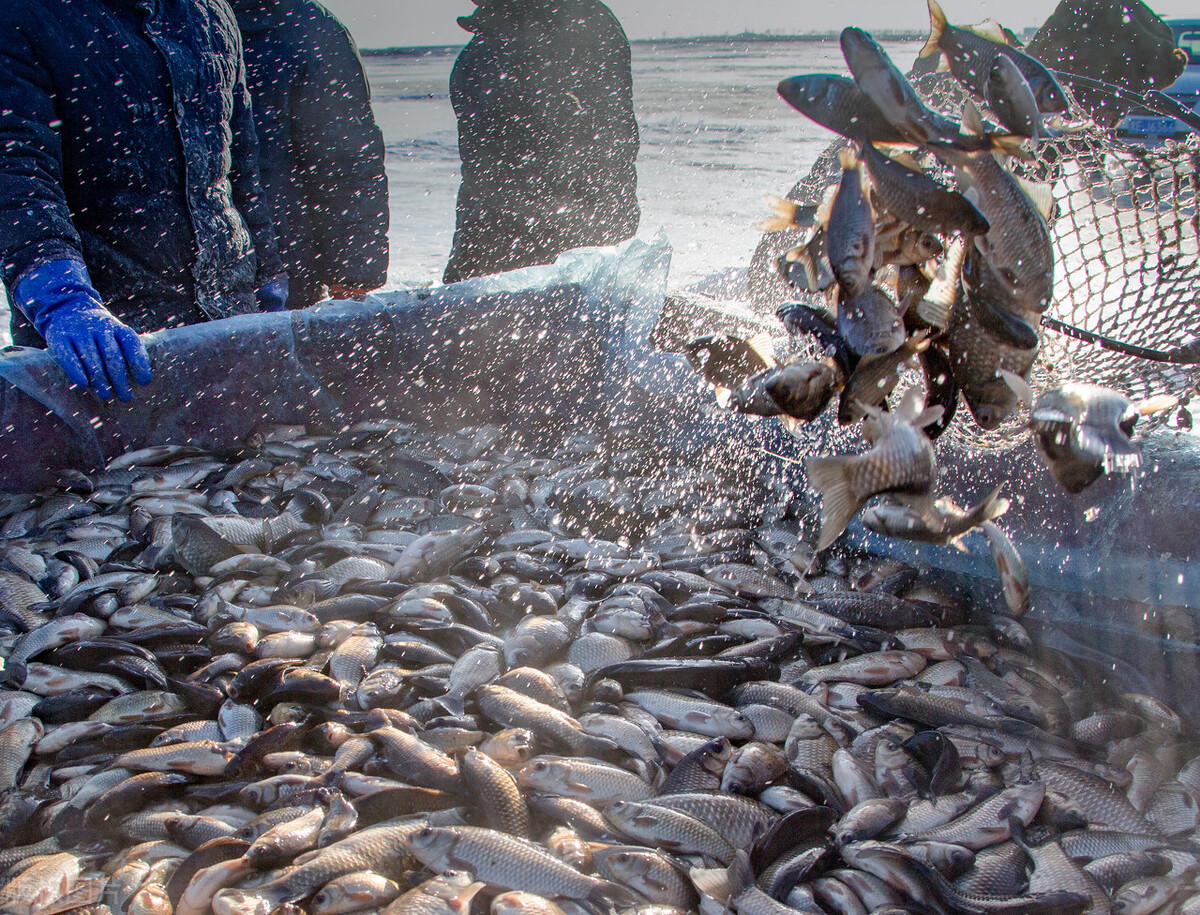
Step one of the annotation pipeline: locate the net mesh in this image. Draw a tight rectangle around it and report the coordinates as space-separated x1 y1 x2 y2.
768 70 1200 450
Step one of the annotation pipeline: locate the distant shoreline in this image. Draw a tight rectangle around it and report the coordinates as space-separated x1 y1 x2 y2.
360 31 926 56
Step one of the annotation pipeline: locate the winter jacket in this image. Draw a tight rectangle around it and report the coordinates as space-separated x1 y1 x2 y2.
443 0 640 284
0 0 283 346
234 0 389 308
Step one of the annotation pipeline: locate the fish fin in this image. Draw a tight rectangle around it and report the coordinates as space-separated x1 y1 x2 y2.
921 0 947 58
971 19 1010 44
690 866 732 904
805 456 864 551
1012 175 1054 219
758 216 795 233
764 194 799 221
916 295 954 330
975 486 1011 524
815 182 838 229
726 850 756 897
1138 394 1179 416
909 330 933 356
746 332 779 370
998 369 1033 408
913 405 945 429
783 244 809 264
975 300 1041 349
433 694 465 717
935 55 953 73
990 135 1031 159
887 148 924 171
760 195 802 232
961 100 986 137
838 146 860 171
894 385 928 424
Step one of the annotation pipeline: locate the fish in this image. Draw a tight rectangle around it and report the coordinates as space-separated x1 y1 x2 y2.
840 27 1020 153
0 419 1195 915
1029 384 1176 494
592 847 698 909
838 285 906 359
404 825 634 906
806 390 940 549
860 142 989 238
980 521 1030 617
921 0 1069 113
765 361 844 423
624 690 756 740
517 755 654 804
944 289 1039 430
987 55 1047 142
838 331 930 424
777 74 910 144
826 147 876 298
683 333 777 397
944 104 1055 316
776 302 857 376
862 487 1009 548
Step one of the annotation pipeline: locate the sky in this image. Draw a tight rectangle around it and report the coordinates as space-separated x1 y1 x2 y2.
320 0 1200 49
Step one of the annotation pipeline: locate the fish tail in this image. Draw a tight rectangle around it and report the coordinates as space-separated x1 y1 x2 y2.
921 0 948 58
1139 393 1179 416
989 134 1030 159
958 487 1011 543
726 850 756 897
805 456 864 551
432 693 465 717
761 194 800 226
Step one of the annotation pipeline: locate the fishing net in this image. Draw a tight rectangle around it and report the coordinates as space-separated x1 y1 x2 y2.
758 69 1200 451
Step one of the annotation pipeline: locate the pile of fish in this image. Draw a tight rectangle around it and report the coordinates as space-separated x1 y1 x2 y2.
0 419 1196 915
685 0 1177 560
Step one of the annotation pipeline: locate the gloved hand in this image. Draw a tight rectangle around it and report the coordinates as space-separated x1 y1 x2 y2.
14 259 153 402
256 274 289 312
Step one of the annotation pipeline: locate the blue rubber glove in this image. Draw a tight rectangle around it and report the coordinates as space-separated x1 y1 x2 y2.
13 259 153 402
256 275 289 312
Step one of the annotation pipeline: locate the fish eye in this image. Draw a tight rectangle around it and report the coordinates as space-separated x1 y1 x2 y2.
615 853 630 863
534 761 549 771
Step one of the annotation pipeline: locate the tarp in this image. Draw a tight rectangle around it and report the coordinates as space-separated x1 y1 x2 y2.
0 235 671 493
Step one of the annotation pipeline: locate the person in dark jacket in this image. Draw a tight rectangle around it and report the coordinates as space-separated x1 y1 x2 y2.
443 0 640 285
0 0 287 402
233 0 389 309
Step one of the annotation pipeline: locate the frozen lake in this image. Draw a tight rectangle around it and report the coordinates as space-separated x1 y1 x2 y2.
370 37 922 289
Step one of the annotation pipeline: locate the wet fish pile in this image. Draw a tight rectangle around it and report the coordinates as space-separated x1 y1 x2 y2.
0 421 1197 915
